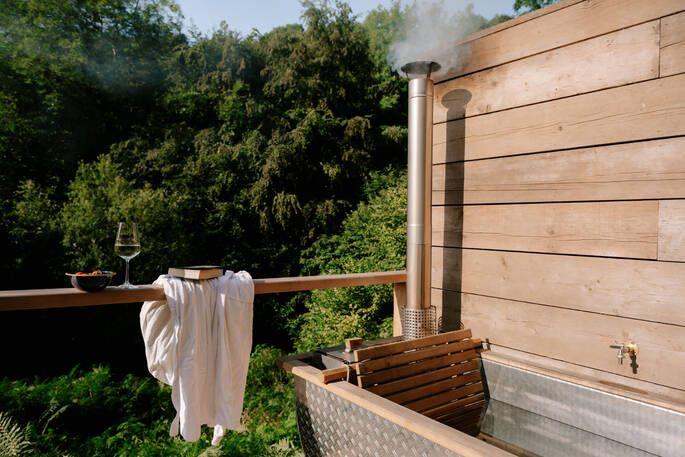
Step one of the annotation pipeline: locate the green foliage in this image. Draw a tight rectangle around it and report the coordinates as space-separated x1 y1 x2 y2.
0 0 185 288
2 0 410 289
0 412 32 457
60 155 192 278
295 171 407 351
6 181 62 284
0 348 298 456
513 0 559 14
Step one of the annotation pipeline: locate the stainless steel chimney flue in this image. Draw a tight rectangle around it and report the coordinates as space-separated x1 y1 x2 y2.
402 61 440 340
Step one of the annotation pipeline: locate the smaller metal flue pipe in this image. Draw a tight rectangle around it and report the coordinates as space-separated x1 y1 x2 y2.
402 61 440 340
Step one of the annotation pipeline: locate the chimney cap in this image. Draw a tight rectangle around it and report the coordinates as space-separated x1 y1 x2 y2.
401 61 441 79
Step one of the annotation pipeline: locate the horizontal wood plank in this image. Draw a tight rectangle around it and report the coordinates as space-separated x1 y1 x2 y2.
661 12 685 77
432 137 685 205
440 406 484 428
357 338 482 374
424 396 486 421
432 74 685 163
432 248 685 326
434 21 659 122
432 202 659 259
441 0 582 50
354 328 471 361
252 270 406 294
658 200 685 261
405 382 484 413
442 0 684 80
0 271 407 312
366 359 480 397
460 293 685 389
0 286 167 311
357 349 479 387
387 371 482 405
319 366 349 384
428 0 685 403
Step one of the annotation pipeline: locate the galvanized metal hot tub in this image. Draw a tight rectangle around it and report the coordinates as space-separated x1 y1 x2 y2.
282 342 685 457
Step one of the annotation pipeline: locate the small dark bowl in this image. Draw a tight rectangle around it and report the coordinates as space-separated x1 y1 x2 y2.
66 271 116 292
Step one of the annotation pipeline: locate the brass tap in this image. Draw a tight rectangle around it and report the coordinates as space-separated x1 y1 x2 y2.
609 341 638 365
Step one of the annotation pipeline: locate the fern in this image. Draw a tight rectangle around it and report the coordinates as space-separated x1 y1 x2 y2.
0 411 31 456
39 403 69 434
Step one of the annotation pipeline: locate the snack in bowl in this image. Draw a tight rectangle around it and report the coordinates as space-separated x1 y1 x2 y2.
66 270 116 292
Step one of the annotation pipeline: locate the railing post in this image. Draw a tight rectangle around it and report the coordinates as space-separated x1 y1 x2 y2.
393 282 406 337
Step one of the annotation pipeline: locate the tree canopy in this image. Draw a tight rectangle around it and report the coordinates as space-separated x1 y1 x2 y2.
514 0 558 14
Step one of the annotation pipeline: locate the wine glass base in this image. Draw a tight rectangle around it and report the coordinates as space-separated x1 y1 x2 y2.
118 283 138 289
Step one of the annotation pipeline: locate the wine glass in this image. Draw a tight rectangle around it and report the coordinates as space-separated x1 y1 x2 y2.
114 222 141 289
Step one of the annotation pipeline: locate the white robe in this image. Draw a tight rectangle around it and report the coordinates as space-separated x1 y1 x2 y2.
140 271 253 445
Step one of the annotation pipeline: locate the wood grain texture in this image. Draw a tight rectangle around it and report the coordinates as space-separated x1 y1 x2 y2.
431 248 685 326
366 359 480 397
422 395 485 420
439 0 582 50
404 381 484 413
658 200 685 261
357 338 481 374
354 328 471 361
386 371 482 405
432 137 685 205
661 12 685 77
357 349 479 387
432 202 659 259
442 0 685 80
0 271 407 311
432 73 685 163
392 282 406 337
319 366 348 384
426 0 685 403
459 293 685 389
434 21 659 122
0 286 167 311
437 403 484 426
252 270 406 294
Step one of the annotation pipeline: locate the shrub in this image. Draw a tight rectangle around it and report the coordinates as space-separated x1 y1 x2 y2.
295 170 406 351
0 348 299 456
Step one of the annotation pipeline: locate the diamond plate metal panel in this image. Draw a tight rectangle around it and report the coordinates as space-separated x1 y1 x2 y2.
294 378 460 457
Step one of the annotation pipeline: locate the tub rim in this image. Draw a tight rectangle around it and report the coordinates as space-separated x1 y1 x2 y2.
281 354 514 457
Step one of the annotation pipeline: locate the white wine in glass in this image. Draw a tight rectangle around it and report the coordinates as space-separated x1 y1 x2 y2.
115 222 141 289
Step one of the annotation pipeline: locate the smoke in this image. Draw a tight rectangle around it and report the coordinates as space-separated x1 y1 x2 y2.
388 1 490 77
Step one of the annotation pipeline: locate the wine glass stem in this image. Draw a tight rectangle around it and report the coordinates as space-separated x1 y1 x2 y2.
125 259 130 285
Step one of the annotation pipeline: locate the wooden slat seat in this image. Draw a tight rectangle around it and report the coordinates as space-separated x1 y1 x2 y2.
347 329 486 434
357 349 479 387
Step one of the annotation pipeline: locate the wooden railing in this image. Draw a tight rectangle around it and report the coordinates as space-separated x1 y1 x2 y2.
0 270 406 313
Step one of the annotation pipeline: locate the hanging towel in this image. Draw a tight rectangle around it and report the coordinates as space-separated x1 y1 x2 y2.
140 271 253 445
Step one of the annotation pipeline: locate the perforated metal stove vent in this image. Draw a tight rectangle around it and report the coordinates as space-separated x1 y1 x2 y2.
401 306 437 340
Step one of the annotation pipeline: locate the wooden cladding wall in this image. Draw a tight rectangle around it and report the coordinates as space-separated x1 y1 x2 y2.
431 0 685 397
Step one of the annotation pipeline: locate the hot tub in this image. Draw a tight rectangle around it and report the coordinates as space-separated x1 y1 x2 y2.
282 345 685 457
